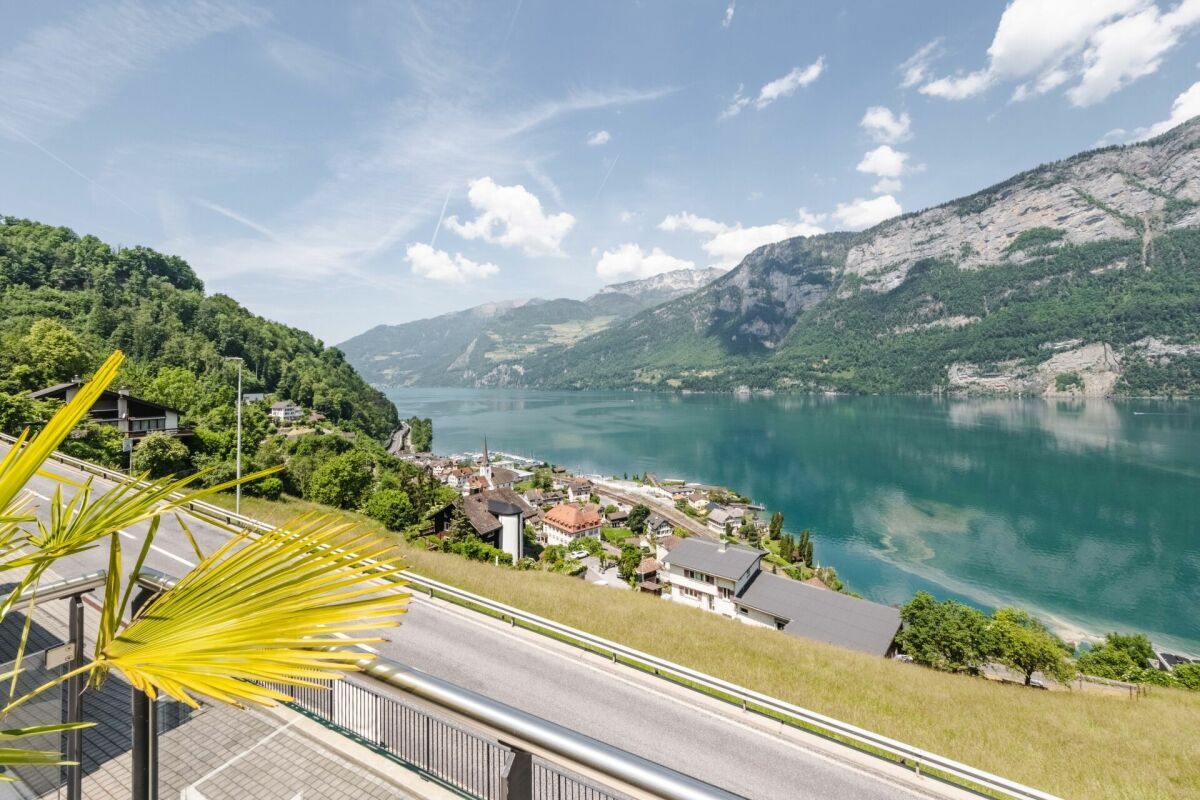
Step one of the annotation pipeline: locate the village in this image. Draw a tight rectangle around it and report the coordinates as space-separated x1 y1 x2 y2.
396 440 903 657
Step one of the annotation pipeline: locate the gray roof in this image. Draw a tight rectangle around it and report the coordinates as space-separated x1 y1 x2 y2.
734 571 901 656
646 513 672 530
662 538 764 581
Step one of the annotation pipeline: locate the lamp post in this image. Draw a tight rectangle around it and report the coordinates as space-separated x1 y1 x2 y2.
224 357 243 515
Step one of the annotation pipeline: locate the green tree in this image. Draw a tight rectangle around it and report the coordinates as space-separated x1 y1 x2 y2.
779 534 794 562
896 592 994 674
18 318 94 388
306 450 373 509
244 475 284 501
990 608 1074 686
627 503 650 534
1103 632 1155 667
130 431 192 477
1077 644 1139 681
768 511 783 540
795 529 813 565
365 488 417 531
617 545 642 582
1172 663 1200 691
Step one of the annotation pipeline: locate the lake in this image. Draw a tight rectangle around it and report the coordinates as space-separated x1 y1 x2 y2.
386 388 1200 653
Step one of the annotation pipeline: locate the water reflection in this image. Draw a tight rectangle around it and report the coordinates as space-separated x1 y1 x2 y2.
389 388 1200 652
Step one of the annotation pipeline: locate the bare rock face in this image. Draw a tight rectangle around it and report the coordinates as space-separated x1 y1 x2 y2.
843 125 1200 292
948 343 1122 396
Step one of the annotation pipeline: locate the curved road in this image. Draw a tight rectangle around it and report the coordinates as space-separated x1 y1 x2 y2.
13 445 970 800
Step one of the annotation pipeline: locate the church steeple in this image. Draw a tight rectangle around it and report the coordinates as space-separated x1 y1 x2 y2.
482 437 494 488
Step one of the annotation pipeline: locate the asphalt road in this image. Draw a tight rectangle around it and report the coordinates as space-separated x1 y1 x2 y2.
12 447 953 800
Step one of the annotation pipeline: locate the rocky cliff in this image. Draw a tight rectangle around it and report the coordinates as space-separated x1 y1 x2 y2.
515 118 1200 397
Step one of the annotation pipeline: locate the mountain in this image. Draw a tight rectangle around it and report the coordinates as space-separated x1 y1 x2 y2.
339 267 724 386
0 217 399 438
513 118 1200 397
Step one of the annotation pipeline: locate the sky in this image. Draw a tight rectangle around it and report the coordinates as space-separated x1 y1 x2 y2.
3 1 1200 345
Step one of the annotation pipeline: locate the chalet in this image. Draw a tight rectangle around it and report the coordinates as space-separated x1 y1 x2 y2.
605 508 630 526
269 401 303 423
706 506 746 534
431 488 532 564
241 392 266 404
661 537 901 656
443 467 474 491
566 478 594 503
644 513 674 538
686 491 710 511
465 474 491 494
542 503 603 547
30 382 189 441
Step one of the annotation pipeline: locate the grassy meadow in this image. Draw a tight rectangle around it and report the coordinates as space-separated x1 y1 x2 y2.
207 493 1200 800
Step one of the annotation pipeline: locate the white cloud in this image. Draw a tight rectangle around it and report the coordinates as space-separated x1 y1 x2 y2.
1102 78 1200 143
722 1 736 28
857 145 909 179
659 210 825 266
596 244 694 281
406 242 499 283
872 177 903 194
444 177 575 256
833 196 903 229
264 36 368 89
0 1 266 139
898 39 943 88
860 106 912 144
721 57 826 118
587 129 611 146
918 0 1200 107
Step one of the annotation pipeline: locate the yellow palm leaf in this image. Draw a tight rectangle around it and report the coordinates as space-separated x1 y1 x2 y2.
94 516 408 708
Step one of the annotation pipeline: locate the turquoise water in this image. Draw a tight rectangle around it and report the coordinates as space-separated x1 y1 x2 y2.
386 388 1200 653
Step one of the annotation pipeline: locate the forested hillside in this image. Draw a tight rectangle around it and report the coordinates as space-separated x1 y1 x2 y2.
514 119 1200 396
0 216 398 436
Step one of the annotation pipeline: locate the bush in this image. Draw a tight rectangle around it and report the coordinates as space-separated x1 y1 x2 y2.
306 450 373 509
130 432 192 478
244 475 284 501
1172 663 1200 691
365 489 417 531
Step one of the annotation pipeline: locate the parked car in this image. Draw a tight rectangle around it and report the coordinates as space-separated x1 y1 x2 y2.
567 549 590 560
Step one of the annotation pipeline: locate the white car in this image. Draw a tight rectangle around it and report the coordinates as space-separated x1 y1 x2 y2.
567 549 590 560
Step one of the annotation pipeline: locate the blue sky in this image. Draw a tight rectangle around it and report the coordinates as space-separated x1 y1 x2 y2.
3 1 1200 344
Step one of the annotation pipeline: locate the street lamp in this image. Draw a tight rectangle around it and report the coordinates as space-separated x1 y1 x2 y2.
224 357 243 515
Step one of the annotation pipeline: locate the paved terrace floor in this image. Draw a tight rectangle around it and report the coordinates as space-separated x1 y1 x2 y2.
0 571 416 800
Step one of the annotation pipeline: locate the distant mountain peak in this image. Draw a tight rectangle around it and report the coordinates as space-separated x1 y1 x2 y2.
595 267 727 297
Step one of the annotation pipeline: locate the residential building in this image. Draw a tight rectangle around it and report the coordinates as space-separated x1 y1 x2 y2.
662 538 764 617
605 508 630 526
733 571 901 656
269 401 303 423
660 537 902 656
241 392 266 404
644 513 674 538
430 488 532 563
635 557 662 595
542 503 603 547
566 477 594 503
444 467 474 491
686 491 710 511
30 381 189 440
706 506 745 534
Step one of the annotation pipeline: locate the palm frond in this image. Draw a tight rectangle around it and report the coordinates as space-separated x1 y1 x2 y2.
93 516 408 708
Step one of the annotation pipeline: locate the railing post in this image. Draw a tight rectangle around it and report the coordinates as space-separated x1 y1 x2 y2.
65 594 84 800
499 745 533 800
131 588 158 800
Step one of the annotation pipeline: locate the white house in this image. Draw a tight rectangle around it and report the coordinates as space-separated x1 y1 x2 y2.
661 538 764 618
706 506 746 535
566 478 594 503
541 503 603 547
269 401 303 423
661 537 902 656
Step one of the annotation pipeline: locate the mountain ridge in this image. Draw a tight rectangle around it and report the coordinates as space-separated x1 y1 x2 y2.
338 267 724 386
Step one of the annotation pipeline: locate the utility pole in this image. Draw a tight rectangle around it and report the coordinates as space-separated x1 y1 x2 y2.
224 357 244 515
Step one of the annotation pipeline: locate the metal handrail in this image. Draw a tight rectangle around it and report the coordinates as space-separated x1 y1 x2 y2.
3 434 1062 800
362 659 742 800
130 568 740 800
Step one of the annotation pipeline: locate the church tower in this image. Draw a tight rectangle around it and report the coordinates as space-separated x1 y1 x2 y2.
481 437 494 489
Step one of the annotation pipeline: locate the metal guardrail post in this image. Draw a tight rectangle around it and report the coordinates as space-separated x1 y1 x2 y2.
65 594 84 800
130 588 158 800
500 746 533 800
